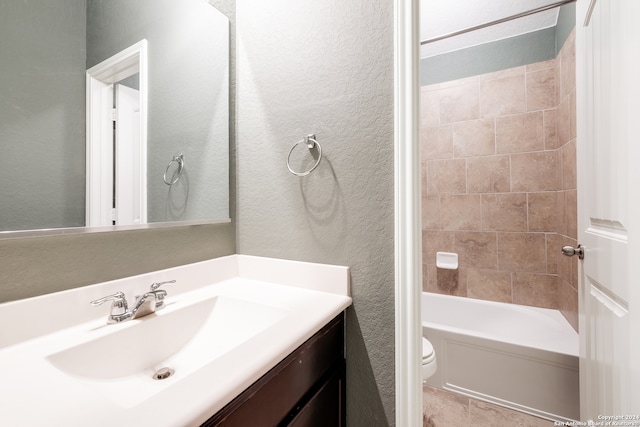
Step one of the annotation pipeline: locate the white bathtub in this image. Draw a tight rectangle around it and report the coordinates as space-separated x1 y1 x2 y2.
422 292 579 422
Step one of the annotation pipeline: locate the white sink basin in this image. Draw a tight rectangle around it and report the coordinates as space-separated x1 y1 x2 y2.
0 255 351 427
47 296 288 407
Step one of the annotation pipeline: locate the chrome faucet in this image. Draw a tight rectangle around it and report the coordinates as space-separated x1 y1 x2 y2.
90 280 175 324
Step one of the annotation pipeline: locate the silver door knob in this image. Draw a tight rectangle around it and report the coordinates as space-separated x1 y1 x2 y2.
562 244 584 259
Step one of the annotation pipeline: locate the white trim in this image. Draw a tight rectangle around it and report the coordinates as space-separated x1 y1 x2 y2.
85 78 113 226
394 0 423 426
86 40 148 226
138 42 148 225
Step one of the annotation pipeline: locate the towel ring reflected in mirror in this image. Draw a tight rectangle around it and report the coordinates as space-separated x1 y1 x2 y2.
164 154 185 185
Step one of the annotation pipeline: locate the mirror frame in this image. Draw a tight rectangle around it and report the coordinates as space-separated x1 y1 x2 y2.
0 218 231 241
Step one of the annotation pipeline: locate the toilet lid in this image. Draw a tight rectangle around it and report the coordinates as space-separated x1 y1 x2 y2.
422 337 434 359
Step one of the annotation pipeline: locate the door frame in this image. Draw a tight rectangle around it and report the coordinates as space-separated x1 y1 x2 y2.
86 39 148 226
394 0 423 426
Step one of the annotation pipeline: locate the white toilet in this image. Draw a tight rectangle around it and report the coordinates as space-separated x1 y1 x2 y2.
422 337 437 381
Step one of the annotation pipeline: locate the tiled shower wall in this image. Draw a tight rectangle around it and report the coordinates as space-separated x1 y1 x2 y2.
420 30 578 331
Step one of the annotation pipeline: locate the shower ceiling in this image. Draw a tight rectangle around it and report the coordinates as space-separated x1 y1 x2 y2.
420 0 563 58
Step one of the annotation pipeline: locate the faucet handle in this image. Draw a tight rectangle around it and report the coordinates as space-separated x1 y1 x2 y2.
148 280 175 309
150 280 176 291
90 292 129 321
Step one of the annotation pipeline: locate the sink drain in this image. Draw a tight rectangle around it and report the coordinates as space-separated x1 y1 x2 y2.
152 367 175 380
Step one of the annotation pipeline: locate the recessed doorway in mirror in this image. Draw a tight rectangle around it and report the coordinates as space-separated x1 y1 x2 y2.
0 0 230 236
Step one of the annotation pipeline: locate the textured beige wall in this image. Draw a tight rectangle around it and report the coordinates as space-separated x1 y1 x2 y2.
236 1 396 425
420 31 578 330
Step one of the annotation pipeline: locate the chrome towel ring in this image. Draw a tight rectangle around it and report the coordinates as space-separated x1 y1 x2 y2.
287 134 322 177
164 154 185 185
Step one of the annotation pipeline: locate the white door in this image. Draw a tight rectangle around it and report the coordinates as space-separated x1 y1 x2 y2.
115 84 143 225
576 0 640 418
86 81 115 227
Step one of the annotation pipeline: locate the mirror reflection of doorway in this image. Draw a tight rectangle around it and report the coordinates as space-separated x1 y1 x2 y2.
113 78 141 226
86 40 147 227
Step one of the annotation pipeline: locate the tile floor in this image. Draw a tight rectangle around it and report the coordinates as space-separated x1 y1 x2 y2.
423 385 555 427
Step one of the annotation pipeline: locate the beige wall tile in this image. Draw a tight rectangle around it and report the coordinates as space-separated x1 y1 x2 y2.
440 195 482 231
528 192 557 232
556 238 570 284
453 119 496 157
543 109 558 150
423 230 455 264
455 231 498 269
526 59 556 72
422 263 429 292
546 233 559 274
480 74 526 118
439 83 479 124
513 272 558 309
496 111 544 154
466 268 512 303
556 191 567 235
420 89 440 127
478 65 525 81
421 161 428 196
422 195 441 230
466 155 510 193
426 75 479 92
526 68 556 111
555 57 562 106
560 30 576 100
510 151 558 192
498 232 547 273
557 95 571 146
426 264 467 297
423 385 469 427
419 43 574 313
561 139 577 190
421 125 453 161
566 189 578 239
555 148 564 191
559 279 579 332
426 159 467 194
481 193 527 232
570 90 577 140
557 236 578 285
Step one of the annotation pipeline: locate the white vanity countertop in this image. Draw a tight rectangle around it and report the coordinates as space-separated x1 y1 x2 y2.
0 255 352 427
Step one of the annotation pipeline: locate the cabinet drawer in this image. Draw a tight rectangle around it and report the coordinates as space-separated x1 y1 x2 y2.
287 362 345 427
203 314 344 426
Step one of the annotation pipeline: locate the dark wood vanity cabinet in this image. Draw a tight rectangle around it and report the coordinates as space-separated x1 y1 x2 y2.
202 314 345 427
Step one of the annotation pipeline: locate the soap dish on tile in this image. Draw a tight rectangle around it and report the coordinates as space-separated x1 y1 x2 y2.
436 252 458 270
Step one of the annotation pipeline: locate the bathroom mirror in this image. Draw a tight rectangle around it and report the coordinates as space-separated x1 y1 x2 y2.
0 0 229 235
